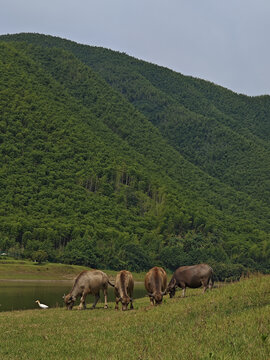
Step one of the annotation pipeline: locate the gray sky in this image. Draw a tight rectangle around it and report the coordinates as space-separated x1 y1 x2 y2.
1 0 270 96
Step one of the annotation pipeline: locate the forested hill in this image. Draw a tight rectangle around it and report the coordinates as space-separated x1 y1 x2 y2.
0 33 269 277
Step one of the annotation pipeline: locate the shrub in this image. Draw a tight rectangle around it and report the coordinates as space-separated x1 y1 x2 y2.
31 250 48 264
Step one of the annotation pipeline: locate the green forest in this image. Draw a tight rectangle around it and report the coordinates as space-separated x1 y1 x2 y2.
0 33 269 279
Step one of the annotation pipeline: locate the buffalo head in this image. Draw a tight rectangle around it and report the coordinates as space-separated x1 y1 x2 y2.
148 290 166 305
168 287 176 298
64 294 76 310
167 278 177 298
120 296 132 311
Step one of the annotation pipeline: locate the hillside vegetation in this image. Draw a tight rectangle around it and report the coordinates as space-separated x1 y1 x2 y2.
0 275 269 360
0 33 269 276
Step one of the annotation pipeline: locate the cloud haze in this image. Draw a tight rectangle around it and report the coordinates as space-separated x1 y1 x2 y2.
1 0 270 96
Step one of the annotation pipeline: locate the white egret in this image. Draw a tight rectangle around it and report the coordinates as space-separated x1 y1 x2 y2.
35 300 49 309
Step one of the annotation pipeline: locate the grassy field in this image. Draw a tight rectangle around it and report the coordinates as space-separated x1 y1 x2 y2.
0 259 146 281
0 274 269 360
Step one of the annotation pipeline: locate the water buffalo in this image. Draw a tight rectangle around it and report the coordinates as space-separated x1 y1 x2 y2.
145 266 167 305
114 270 134 311
64 270 114 310
167 264 214 298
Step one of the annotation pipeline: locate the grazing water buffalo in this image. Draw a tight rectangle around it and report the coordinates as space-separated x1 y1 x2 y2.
167 264 214 298
64 270 114 310
145 267 167 305
114 270 134 311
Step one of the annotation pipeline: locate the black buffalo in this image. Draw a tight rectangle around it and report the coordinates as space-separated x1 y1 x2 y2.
167 264 214 298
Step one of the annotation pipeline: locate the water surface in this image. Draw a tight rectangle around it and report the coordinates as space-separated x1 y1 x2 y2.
0 280 145 312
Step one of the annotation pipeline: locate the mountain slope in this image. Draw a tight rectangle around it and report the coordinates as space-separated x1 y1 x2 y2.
11 41 270 227
2 33 269 207
0 34 269 274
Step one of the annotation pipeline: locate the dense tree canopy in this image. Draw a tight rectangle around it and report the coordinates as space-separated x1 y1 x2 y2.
0 33 269 279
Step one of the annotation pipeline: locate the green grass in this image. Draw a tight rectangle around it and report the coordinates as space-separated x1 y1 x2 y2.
0 259 147 281
0 275 269 359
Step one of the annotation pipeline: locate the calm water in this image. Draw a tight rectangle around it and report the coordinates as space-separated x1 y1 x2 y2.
0 280 146 312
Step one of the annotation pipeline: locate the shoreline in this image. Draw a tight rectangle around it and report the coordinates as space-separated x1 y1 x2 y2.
0 260 147 282
0 278 144 284
0 278 73 282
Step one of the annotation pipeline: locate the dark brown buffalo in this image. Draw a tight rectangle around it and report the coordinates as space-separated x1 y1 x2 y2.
114 270 134 311
145 267 167 305
167 264 214 298
64 270 114 310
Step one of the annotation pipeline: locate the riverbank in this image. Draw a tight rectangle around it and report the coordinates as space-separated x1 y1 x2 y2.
0 274 269 360
0 259 147 281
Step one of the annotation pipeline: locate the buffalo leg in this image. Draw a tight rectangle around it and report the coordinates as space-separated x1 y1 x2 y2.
130 299 134 310
202 280 209 293
149 297 154 306
103 288 108 309
78 293 87 310
92 293 100 309
203 284 210 293
115 297 120 310
182 287 186 298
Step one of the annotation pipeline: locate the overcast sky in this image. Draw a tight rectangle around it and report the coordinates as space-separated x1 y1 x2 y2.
1 0 270 96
